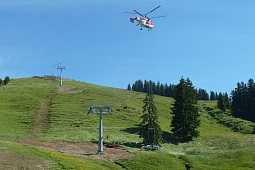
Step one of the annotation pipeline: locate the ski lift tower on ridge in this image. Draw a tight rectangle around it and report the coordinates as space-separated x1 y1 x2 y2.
57 66 65 86
88 102 113 154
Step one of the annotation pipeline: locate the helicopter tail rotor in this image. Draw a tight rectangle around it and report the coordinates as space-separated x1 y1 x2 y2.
130 18 135 23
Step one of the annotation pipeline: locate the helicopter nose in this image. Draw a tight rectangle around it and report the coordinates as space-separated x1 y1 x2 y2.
130 18 135 23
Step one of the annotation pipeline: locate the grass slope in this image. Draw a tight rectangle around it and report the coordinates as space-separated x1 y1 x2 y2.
0 78 255 169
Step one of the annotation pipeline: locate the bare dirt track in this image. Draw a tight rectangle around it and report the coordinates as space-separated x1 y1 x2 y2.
19 139 134 162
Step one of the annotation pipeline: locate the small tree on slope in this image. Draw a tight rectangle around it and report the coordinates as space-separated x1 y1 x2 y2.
170 77 200 141
139 81 162 145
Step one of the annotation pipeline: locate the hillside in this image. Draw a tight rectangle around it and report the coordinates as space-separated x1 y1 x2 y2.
0 78 255 169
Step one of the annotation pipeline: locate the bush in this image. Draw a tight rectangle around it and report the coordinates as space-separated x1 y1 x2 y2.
205 106 254 134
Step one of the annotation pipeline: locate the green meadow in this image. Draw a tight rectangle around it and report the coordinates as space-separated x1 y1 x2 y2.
0 78 254 169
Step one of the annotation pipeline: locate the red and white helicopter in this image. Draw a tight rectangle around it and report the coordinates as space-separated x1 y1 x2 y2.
126 5 166 31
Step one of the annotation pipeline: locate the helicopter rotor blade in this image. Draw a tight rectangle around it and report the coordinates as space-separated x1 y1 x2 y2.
150 15 167 19
145 5 161 16
133 10 144 16
125 11 136 14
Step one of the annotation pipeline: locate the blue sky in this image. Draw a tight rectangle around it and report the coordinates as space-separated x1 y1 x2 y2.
1 0 255 94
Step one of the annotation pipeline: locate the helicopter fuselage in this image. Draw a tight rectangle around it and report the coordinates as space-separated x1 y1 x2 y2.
130 15 155 30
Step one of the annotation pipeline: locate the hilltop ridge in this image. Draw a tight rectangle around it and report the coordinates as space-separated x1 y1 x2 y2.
0 78 254 169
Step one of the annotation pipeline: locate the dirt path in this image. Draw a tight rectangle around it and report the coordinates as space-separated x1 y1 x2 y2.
19 139 134 162
30 93 55 139
30 86 75 139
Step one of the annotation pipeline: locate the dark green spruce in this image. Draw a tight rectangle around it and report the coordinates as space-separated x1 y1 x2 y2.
139 81 162 145
170 77 200 141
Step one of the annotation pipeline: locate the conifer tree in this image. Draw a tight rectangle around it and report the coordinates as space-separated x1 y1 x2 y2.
170 77 200 141
139 81 162 145
127 84 131 90
217 92 226 111
143 80 149 93
3 76 10 85
224 93 230 109
210 91 216 100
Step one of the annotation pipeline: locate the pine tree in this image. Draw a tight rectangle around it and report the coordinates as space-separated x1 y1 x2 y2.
139 81 162 145
224 93 230 109
217 92 226 111
156 81 161 95
247 79 255 121
127 84 131 90
169 84 176 98
215 92 218 100
144 80 149 93
170 77 200 141
210 91 216 100
3 76 10 85
160 83 164 96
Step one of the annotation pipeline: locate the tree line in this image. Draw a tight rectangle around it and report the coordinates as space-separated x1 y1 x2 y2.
231 78 255 122
127 79 221 100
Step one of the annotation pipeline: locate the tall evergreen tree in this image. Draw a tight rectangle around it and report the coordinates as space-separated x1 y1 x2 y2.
247 79 255 121
152 81 156 94
215 92 218 100
169 84 176 98
3 76 10 85
210 91 216 100
217 92 226 111
224 93 230 109
127 84 131 90
231 82 248 119
139 81 162 145
156 81 161 95
143 80 149 93
170 77 200 141
164 83 169 97
160 83 164 96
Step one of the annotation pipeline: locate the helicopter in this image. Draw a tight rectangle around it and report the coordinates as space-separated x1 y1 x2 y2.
126 5 166 31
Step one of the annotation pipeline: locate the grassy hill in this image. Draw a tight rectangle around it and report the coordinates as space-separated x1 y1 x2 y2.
0 78 254 169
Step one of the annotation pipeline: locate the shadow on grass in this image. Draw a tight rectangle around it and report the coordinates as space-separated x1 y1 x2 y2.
162 131 192 144
91 139 98 144
122 127 191 146
121 126 142 148
122 142 141 148
122 126 140 134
